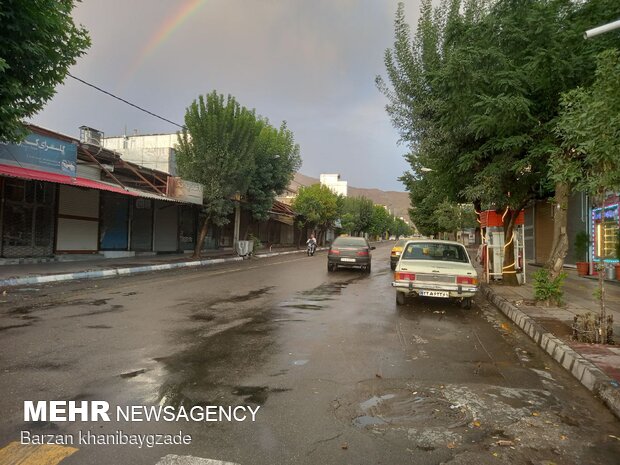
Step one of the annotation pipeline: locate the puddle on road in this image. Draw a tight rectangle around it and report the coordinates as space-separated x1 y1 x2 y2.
278 301 323 311
120 368 148 379
0 322 33 331
348 389 471 430
359 393 396 410
231 385 292 405
153 301 280 409
226 287 274 303
278 280 357 313
353 415 388 427
65 304 125 318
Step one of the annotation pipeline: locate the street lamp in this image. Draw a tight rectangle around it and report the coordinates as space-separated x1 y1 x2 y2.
584 19 620 39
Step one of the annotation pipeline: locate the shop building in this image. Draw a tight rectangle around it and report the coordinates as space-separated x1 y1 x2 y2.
0 125 203 260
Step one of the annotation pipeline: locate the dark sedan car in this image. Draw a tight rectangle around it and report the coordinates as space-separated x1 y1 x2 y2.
327 236 375 273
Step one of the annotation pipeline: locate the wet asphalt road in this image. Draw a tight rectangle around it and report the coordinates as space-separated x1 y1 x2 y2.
1 242 619 465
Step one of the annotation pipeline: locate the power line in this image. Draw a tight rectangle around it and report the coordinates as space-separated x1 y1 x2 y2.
67 73 185 130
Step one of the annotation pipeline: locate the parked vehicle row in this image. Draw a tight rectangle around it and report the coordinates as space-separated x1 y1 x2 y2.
321 237 478 310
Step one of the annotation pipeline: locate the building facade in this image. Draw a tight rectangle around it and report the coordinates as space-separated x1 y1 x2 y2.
103 133 178 175
0 125 204 260
320 173 348 197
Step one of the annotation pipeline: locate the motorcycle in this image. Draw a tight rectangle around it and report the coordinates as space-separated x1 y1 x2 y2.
307 241 317 256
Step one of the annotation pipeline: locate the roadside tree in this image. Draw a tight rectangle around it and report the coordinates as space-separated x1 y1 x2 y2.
176 92 261 257
0 0 90 142
291 184 340 245
392 218 412 238
369 205 392 239
245 121 301 224
340 196 374 236
378 0 616 285
552 49 620 342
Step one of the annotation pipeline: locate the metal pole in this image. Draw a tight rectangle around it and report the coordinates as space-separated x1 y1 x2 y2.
584 19 620 39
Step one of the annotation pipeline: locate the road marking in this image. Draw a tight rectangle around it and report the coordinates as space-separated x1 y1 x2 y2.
0 441 77 465
155 455 239 465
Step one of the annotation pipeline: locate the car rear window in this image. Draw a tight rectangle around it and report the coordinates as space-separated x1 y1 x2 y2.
333 237 368 247
401 242 469 263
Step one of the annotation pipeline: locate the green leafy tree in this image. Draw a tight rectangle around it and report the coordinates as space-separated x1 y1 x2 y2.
378 0 617 285
552 50 620 206
245 121 301 222
392 218 412 238
340 196 374 236
435 199 462 239
291 184 340 245
177 91 260 257
552 49 620 340
0 0 90 142
369 205 392 238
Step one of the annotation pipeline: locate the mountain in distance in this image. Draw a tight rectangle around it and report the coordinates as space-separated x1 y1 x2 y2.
290 173 411 224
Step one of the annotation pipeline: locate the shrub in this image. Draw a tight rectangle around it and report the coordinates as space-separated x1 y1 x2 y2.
532 269 567 306
574 231 590 263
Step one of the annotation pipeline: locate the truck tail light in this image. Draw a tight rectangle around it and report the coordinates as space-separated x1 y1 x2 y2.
457 276 478 285
395 272 415 281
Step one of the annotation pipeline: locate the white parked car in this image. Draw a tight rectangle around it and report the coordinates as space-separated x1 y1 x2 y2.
392 240 478 309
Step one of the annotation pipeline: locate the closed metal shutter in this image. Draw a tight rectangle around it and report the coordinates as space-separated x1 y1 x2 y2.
1 179 55 257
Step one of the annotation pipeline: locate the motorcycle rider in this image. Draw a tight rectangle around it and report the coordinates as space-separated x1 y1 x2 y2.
306 233 317 256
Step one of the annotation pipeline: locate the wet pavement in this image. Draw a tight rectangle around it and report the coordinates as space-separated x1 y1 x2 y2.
1 243 619 464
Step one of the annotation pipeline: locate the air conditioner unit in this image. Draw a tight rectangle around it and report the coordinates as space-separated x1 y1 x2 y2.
79 126 104 146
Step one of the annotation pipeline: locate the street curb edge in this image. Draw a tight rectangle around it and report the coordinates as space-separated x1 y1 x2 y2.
481 284 620 420
0 248 324 288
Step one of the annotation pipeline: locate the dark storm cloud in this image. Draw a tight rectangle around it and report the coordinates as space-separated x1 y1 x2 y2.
32 0 425 190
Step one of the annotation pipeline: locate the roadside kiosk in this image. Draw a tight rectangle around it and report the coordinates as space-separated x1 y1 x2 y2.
479 210 526 284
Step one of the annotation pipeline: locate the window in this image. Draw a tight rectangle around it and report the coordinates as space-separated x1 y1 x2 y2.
402 242 469 263
333 237 368 247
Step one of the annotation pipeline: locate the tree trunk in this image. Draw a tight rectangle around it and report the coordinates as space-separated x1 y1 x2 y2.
596 192 607 343
474 200 482 245
545 182 570 279
193 216 210 258
502 209 520 286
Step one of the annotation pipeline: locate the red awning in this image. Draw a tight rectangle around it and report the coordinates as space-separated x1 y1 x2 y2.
0 163 135 197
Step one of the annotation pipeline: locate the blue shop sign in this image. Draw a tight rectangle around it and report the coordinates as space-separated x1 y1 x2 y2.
0 133 77 177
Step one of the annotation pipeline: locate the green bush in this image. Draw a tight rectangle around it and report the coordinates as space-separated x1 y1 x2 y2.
248 233 262 250
574 231 590 262
532 269 567 306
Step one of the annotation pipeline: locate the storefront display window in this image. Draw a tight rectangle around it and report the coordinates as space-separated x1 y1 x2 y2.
591 199 619 263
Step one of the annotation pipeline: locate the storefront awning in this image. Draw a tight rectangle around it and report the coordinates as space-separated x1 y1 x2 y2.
125 187 187 203
0 163 134 196
269 213 295 225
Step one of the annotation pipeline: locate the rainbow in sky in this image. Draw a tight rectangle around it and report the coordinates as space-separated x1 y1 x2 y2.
121 0 207 86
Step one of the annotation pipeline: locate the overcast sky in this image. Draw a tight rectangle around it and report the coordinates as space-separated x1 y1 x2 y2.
33 0 426 191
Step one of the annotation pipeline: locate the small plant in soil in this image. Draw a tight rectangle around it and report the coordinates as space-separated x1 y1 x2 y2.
532 268 567 307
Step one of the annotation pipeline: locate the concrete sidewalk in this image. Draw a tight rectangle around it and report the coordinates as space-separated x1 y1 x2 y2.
481 266 620 419
0 245 305 287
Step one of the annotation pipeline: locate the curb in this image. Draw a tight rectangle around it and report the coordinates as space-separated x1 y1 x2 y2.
0 248 322 288
481 284 620 420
